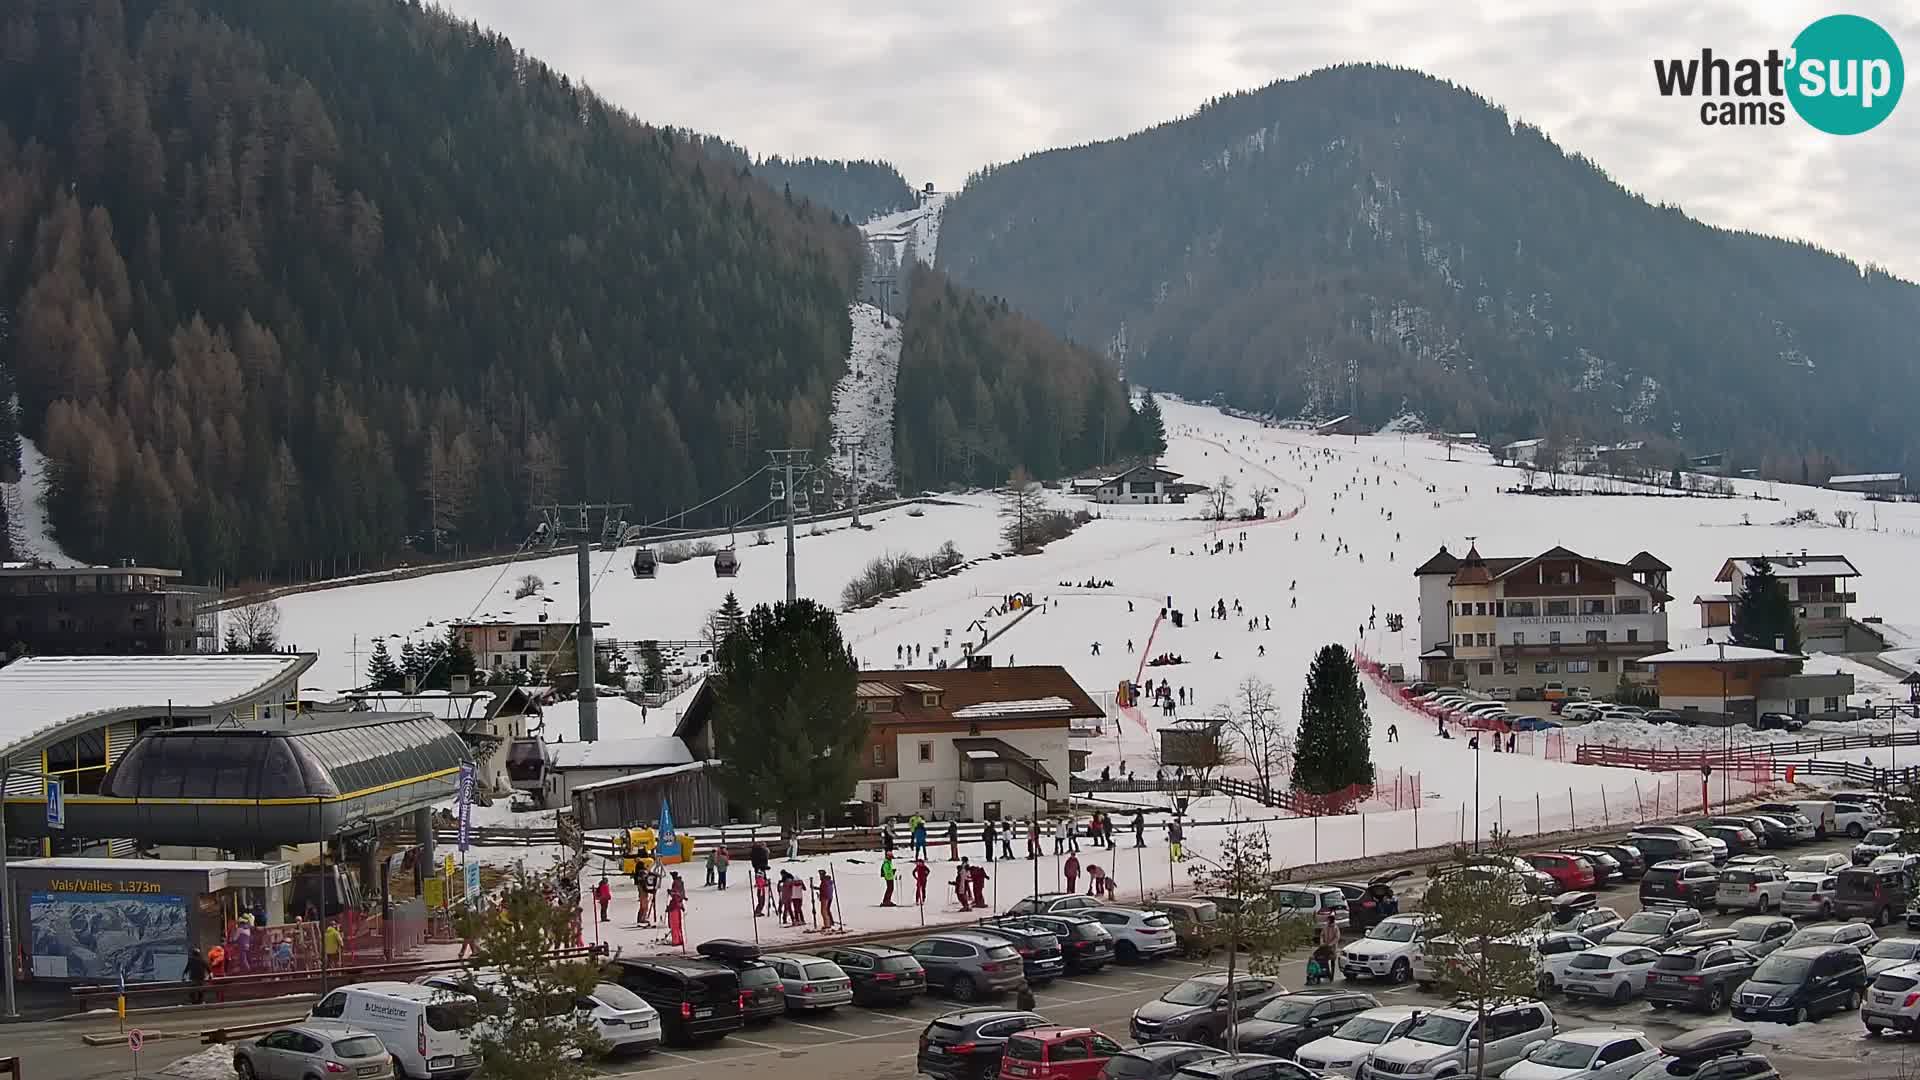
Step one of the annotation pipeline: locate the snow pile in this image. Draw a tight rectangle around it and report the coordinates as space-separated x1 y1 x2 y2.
828 302 901 497
157 1046 237 1080
1 434 80 566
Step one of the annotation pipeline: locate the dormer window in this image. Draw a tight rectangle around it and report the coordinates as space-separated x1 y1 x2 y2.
922 693 940 708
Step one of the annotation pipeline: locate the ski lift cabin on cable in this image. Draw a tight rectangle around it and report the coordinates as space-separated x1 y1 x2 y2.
714 548 739 578
632 546 657 579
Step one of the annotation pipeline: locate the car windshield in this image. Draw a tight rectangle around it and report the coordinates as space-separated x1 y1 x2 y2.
1652 953 1699 972
1786 879 1822 892
1525 1040 1598 1068
1866 830 1901 845
591 983 648 1010
331 1036 387 1058
1735 923 1775 941
1405 1014 1470 1046
1793 926 1841 943
1869 941 1920 958
1252 1000 1316 1024
1366 922 1418 943
878 955 923 972
1331 1016 1400 1044
1569 954 1615 971
1618 913 1669 934
738 966 780 988
803 962 842 980
1161 981 1222 1007
1754 955 1813 982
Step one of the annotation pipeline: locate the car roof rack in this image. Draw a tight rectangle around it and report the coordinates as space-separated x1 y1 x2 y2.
1658 1026 1754 1060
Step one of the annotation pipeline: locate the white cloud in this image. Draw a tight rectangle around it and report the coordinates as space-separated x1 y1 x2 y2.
435 0 1920 277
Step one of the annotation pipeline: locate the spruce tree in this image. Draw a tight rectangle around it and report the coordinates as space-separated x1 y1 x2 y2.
366 638 402 691
1729 556 1802 654
442 625 478 687
1293 643 1374 794
1133 392 1168 456
398 639 428 688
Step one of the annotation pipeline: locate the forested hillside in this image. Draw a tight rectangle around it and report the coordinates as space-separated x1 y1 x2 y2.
0 0 862 580
894 265 1157 491
694 136 916 224
938 64 1920 477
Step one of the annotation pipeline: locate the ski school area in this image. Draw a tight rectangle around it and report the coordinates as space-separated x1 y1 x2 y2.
298 394 1920 957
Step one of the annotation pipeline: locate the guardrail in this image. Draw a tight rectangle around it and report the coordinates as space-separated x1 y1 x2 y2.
71 947 609 1009
1576 729 1920 771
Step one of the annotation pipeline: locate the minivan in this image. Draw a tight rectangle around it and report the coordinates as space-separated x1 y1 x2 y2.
609 957 745 1044
308 982 479 1080
1732 944 1868 1024
1834 866 1912 926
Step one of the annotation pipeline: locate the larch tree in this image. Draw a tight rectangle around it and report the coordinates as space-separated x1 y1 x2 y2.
1000 465 1047 550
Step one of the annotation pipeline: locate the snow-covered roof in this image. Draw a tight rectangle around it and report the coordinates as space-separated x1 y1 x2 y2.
569 759 712 793
1720 555 1861 580
1636 644 1805 665
545 736 694 770
1828 472 1903 485
1502 438 1545 449
538 696 664 743
950 696 1075 719
0 653 315 758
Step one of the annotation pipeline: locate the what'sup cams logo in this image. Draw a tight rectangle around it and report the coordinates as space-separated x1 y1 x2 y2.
1654 14 1903 134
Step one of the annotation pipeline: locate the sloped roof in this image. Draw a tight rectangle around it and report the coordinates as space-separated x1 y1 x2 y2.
1627 551 1672 572
1636 644 1805 665
1104 464 1183 484
890 666 1103 722
1828 473 1903 485
1452 546 1493 586
1414 547 1460 576
1446 546 1673 600
1716 555 1861 582
545 736 694 771
0 653 315 759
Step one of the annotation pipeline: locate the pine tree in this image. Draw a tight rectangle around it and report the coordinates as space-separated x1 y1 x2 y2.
1132 392 1168 456
366 638 403 691
1729 556 1802 654
710 599 868 832
398 639 428 688
442 625 478 687
1293 643 1374 795
637 640 666 694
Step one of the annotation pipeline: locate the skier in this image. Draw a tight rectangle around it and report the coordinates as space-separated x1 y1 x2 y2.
1387 723 1398 743
593 876 612 923
952 860 973 911
880 853 897 907
912 857 931 905
1091 641 1101 656
816 870 837 931
910 813 928 859
982 819 997 862
1127 639 1134 653
1000 824 1014 861
665 872 687 947
1132 811 1146 847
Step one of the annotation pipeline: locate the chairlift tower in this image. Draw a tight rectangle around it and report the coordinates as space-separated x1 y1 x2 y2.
767 449 823 604
533 500 629 743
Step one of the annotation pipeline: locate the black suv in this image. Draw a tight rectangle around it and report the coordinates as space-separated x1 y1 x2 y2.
692 939 786 1023
1644 942 1760 1012
1640 861 1721 908
610 956 745 1044
989 913 1115 973
1732 944 1869 1024
817 944 927 1006
1229 989 1378 1058
1594 843 1646 880
917 1009 1046 1080
968 921 1066 985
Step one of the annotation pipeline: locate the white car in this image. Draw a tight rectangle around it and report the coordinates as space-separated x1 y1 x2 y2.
1360 1001 1556 1079
1864 961 1920 1035
1560 703 1602 721
1558 945 1661 1004
1338 914 1427 983
1791 852 1852 875
1489 687 1515 701
1536 903 1623 944
1501 1029 1660 1080
1294 1006 1420 1078
577 982 662 1054
1716 864 1790 913
1854 828 1904 864
1082 906 1179 962
1836 802 1885 838
1865 938 1920 977
1781 872 1840 920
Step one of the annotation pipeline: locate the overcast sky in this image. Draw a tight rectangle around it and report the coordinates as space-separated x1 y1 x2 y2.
437 0 1918 280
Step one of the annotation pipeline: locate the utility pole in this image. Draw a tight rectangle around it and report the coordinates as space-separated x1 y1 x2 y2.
576 540 598 742
842 437 865 529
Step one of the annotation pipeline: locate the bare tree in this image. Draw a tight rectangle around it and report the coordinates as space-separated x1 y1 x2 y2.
223 600 282 653
1220 676 1292 797
999 466 1047 550
1205 474 1236 520
1248 485 1271 518
1184 828 1314 1050
513 573 544 600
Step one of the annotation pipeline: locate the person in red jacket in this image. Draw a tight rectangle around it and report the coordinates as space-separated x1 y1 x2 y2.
912 857 931 905
665 872 688 947
1064 852 1081 894
593 876 612 923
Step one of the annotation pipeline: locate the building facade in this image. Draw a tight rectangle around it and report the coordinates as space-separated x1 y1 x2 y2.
1415 545 1671 694
0 564 216 656
455 618 607 673
1094 464 1186 504
1697 553 1866 651
1826 473 1906 496
1638 644 1855 721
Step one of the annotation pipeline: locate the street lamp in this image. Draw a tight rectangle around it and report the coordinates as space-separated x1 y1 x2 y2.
1713 639 1728 808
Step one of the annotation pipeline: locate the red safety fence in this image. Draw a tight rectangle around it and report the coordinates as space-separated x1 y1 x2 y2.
1353 650 1572 762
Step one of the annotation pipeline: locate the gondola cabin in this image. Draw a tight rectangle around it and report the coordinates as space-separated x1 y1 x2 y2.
633 546 657 579
714 549 739 577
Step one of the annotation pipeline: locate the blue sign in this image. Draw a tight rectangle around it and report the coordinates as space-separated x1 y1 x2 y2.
655 796 680 858
463 861 481 905
46 778 64 830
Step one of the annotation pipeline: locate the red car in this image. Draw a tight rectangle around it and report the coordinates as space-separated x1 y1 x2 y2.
1525 852 1598 893
999 1026 1126 1080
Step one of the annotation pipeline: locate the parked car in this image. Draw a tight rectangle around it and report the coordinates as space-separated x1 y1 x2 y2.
1326 870 1411 932
1644 942 1760 1013
609 957 745 1045
1511 716 1562 732
235 1023 394 1080
817 944 927 1005
1129 972 1288 1045
970 922 1068 985
1786 921 1879 953
1724 854 1788 873
1560 703 1603 721
1171 1055 1315 1080
1715 865 1790 913
1490 686 1514 701
1834 865 1913 926
1791 852 1852 875
1639 862 1720 908
1630 1028 1780 1080
1732 943 1869 1024
1783 874 1842 921
1361 1001 1557 1079
1853 828 1904 864
1725 915 1798 958
1756 711 1807 731
1559 944 1661 1004
1593 843 1646 880
1097 1042 1225 1080
1864 937 1920 977
759 952 854 1011
1231 989 1378 1058
1642 710 1685 725
1519 686 1544 701
1500 1028 1659 1080
1754 810 1818 844
989 915 1115 975
1268 885 1352 922
1337 914 1427 983
1461 855 1558 896
999 1026 1126 1080
1536 894 1623 943
1293 1007 1420 1078
1727 814 1800 848
1835 802 1885 839
910 932 1030 1002
1864 961 1920 1036
1007 893 1102 916
1542 683 1569 701
1421 930 1592 994
692 940 789 1023
1782 800 1837 839
918 1009 1048 1080
1628 827 1715 861
1606 905 1704 950
1526 852 1598 893
1569 848 1622 886
1696 825 1757 859
1083 907 1181 964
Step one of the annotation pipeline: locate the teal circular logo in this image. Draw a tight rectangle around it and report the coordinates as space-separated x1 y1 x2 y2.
1787 14 1904 134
